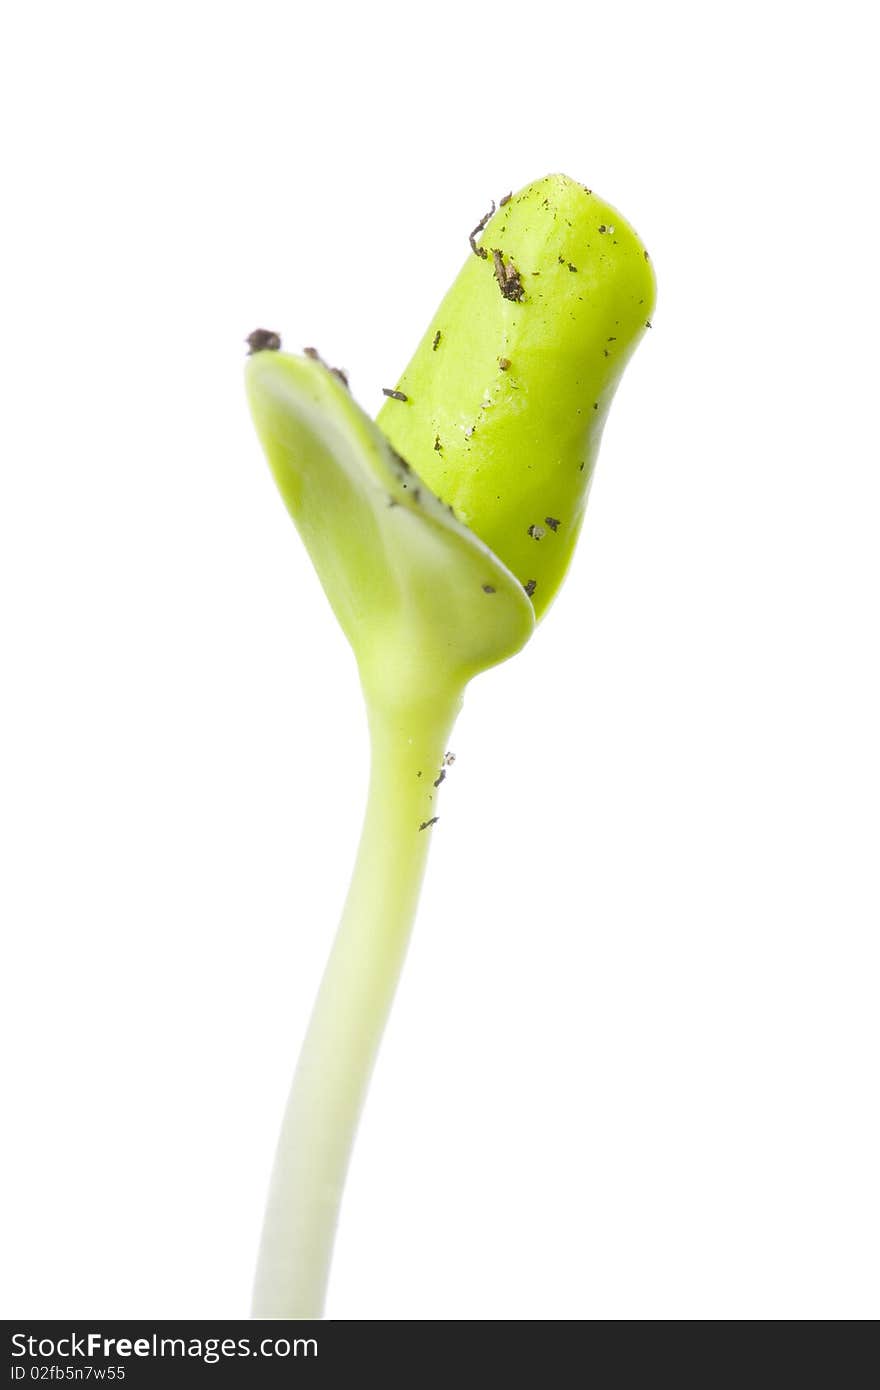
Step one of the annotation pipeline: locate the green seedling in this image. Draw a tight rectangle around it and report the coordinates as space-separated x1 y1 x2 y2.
245 173 655 1319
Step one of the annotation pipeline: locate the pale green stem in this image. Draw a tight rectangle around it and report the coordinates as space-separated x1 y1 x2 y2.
251 679 463 1319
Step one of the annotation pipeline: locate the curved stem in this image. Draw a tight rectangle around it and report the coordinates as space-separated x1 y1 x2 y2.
251 680 463 1319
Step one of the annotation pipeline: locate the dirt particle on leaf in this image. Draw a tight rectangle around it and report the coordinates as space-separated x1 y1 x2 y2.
433 769 446 788
301 344 350 387
389 447 411 473
482 583 496 594
491 248 525 302
432 329 441 351
434 435 443 452
524 579 537 597
383 388 409 402
469 201 495 259
246 329 281 354
419 817 439 832
499 191 512 206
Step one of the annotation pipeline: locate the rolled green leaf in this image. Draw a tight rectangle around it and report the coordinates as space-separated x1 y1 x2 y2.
377 173 656 617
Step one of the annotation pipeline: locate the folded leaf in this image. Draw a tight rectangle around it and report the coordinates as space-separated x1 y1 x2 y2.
245 350 535 699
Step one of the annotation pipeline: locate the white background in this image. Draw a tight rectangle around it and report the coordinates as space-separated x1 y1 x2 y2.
1 1 877 1321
